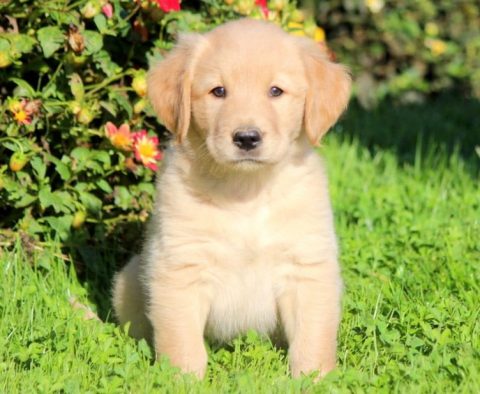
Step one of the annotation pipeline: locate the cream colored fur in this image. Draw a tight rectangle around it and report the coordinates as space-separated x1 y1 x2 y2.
112 19 351 379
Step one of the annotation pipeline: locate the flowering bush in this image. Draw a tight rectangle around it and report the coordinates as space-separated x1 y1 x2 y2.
0 0 323 245
2 0 476 246
313 0 480 107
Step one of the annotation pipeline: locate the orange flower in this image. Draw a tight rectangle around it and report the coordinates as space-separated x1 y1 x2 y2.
9 99 34 125
105 122 132 151
132 130 162 171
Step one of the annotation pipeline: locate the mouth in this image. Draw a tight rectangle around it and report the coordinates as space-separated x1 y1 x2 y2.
232 159 263 164
226 158 268 169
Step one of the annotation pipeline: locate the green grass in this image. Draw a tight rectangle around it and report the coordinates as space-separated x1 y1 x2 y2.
1 95 479 392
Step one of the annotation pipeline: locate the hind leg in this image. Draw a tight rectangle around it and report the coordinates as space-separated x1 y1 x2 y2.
112 255 152 341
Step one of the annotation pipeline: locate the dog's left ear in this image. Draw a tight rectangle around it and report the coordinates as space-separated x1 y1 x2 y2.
300 41 351 145
147 34 205 143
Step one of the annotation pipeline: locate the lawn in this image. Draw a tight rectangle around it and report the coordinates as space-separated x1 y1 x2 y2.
1 95 479 393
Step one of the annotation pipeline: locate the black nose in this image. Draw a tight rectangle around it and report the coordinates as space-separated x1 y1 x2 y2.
232 129 262 151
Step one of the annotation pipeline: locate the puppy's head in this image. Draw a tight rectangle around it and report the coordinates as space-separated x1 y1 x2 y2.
148 19 351 170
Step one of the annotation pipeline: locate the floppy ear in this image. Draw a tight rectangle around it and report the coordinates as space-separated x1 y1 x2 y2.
301 41 351 145
147 34 204 143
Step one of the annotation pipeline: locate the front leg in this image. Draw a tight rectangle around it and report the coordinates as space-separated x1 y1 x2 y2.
278 261 342 378
147 266 210 378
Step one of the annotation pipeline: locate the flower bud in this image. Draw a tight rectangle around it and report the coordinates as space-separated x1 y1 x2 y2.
69 101 82 115
132 71 147 97
81 0 101 19
0 51 12 68
133 98 147 114
9 153 29 172
76 107 94 125
72 211 87 229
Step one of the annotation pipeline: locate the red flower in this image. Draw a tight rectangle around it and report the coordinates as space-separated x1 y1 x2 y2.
132 130 162 171
155 0 181 12
255 0 268 17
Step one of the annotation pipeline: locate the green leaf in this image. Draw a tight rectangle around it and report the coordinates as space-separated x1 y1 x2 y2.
14 194 37 208
69 73 84 101
109 90 132 118
9 78 36 97
39 187 73 213
37 26 65 58
100 100 117 116
43 215 73 240
47 155 72 181
114 186 132 210
30 156 47 180
55 161 71 181
74 182 88 192
138 182 155 195
71 147 91 163
50 11 79 25
96 179 113 193
79 191 102 214
91 150 110 167
0 38 10 52
93 14 108 34
5 33 36 55
83 30 103 55
93 50 121 76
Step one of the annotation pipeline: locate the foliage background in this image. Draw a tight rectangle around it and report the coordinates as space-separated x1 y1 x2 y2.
1 0 479 249
309 0 480 107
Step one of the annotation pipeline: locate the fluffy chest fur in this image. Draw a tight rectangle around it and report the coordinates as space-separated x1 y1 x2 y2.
145 148 338 341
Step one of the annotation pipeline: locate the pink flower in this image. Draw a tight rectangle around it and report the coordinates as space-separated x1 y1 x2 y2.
155 0 181 12
132 130 162 171
102 3 113 19
255 0 268 17
105 122 132 151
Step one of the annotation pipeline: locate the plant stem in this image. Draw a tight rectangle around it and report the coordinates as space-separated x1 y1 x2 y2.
84 71 130 97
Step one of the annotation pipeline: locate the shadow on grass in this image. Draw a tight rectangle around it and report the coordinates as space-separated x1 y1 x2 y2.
335 93 480 172
65 220 144 321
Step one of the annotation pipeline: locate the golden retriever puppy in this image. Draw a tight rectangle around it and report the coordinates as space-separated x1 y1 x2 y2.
112 19 351 379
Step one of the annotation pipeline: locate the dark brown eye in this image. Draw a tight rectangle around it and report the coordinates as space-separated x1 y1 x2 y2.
269 86 283 97
210 86 226 98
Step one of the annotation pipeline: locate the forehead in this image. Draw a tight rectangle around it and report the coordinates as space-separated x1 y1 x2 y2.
193 22 306 86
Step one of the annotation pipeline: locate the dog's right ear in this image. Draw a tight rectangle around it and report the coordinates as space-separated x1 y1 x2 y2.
147 34 205 143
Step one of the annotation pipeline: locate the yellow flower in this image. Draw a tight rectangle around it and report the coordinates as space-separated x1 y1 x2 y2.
287 22 305 37
313 27 326 42
287 22 304 30
365 0 384 13
14 110 30 125
132 71 147 97
0 51 12 68
426 38 447 56
9 99 32 125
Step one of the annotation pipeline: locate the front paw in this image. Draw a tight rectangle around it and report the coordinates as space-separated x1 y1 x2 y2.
156 345 208 378
289 348 336 379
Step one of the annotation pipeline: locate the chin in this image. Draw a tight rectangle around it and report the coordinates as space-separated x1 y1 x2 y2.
230 159 268 172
